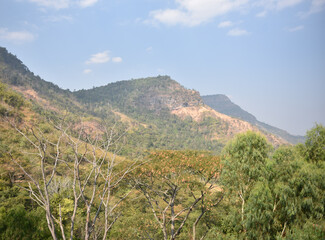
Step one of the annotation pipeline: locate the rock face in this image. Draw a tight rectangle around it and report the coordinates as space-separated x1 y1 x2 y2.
171 105 287 146
133 77 202 111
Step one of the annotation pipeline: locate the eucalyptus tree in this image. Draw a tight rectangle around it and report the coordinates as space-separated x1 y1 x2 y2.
305 123 325 163
221 131 271 234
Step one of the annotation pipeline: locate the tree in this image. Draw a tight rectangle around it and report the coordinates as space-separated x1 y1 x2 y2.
5 116 138 240
134 150 223 240
221 131 270 233
267 147 299 237
305 123 325 163
245 181 274 240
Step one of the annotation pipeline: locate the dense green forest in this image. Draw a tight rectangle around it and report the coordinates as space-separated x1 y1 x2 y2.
0 47 324 239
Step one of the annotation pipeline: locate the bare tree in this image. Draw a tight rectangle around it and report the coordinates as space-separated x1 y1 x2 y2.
134 151 223 240
6 116 139 240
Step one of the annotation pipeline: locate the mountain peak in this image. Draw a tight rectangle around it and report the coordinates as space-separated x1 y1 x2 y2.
74 76 203 112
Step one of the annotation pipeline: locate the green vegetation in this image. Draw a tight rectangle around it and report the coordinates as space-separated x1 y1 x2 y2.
0 47 324 239
214 130 325 239
0 110 325 239
73 76 227 154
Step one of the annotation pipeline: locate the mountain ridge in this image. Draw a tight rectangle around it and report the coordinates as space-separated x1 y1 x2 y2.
202 94 305 144
0 46 298 152
74 76 203 112
72 76 288 146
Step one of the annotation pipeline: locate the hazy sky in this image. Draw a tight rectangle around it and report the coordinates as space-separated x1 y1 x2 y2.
0 0 324 136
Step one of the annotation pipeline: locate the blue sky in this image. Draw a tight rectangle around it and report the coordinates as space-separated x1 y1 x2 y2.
0 0 324 136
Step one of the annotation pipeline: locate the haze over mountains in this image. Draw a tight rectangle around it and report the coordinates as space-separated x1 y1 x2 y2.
202 95 305 144
0 46 304 153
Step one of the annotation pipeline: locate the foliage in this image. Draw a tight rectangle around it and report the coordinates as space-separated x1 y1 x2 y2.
304 123 325 163
73 76 227 154
0 82 24 113
0 47 324 239
221 131 270 189
219 129 325 239
132 150 223 240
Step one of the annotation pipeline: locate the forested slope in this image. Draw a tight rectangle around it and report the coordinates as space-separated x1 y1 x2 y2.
0 47 324 240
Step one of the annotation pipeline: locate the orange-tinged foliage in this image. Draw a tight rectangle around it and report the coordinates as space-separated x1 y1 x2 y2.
141 150 221 179
135 150 222 208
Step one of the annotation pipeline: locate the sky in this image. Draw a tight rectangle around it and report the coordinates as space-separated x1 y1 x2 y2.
0 0 324 136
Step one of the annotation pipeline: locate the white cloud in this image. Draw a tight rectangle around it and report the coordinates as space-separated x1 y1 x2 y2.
45 15 73 22
227 28 249 36
149 9 189 26
83 69 92 74
28 0 71 9
256 10 267 17
112 57 123 63
0 28 35 44
254 0 304 11
276 0 304 10
299 0 325 16
310 0 325 12
86 51 110 64
148 0 325 26
288 25 304 32
149 0 249 27
79 0 98 8
218 21 234 28
27 0 98 9
146 46 153 53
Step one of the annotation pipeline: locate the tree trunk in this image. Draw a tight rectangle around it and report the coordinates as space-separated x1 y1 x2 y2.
193 210 205 240
171 201 175 237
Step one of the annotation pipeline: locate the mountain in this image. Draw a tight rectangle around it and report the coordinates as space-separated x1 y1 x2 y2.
202 94 305 144
1 49 323 240
0 47 85 115
202 94 258 124
0 47 291 155
74 76 202 113
73 76 289 147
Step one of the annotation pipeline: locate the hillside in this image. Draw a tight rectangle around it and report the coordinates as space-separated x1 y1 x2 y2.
0 47 289 154
74 76 287 147
0 49 220 153
74 76 202 112
202 94 258 124
1 47 323 240
202 94 305 144
0 47 91 118
73 76 224 152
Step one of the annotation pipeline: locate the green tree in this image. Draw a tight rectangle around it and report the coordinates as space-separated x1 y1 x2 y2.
245 181 274 240
267 141 325 238
267 147 300 237
221 131 271 233
305 124 325 163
